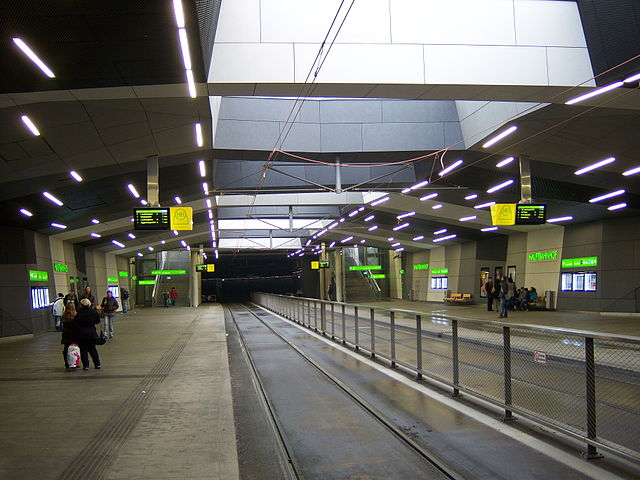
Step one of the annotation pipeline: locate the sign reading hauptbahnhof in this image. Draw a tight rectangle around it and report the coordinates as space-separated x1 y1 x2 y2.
133 207 193 231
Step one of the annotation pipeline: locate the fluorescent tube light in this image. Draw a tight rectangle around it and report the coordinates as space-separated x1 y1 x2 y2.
397 211 415 219
202 182 209 195
360 239 366 243
474 201 496 209
547 216 573 223
43 191 63 206
464 194 478 200
608 203 627 211
20 208 33 217
328 222 338 229
339 218 346 223
180 240 187 247
137 253 143 257
128 233 136 239
305 239 311 246
412 235 424 241
368 225 378 231
340 236 354 243
206 198 212 208
208 209 213 219
161 240 166 244
487 179 514 193
459 215 477 222
364 215 375 222
178 28 191 70
432 204 443 210
215 250 219 259
112 240 125 248
69 170 83 182
358 207 364 212
12 38 55 78
588 189 625 203
174 196 182 204
434 229 447 235
173 230 179 236
198 159 206 177
186 69 196 98
195 123 203 147
565 82 624 105
91 218 99 224
395 248 404 252
173 0 185 28
496 157 515 168
21 115 40 136
406 180 429 191
329 242 336 248
387 237 394 241
90 233 101 238
622 166 640 176
392 223 409 231
348 209 359 217
401 187 411 194
624 72 640 83
148 246 154 251
482 126 518 148
370 196 390 206
127 184 140 198
481 226 498 232
438 159 463 176
391 242 400 247
420 193 438 201
574 157 615 175
140 199 148 205
433 234 456 243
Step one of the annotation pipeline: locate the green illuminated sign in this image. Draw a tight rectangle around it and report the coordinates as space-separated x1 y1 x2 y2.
118 271 129 277
562 257 598 268
151 270 187 275
53 263 68 272
29 270 49 281
138 280 155 285
414 264 429 270
431 268 448 275
349 265 382 271
319 260 330 268
528 250 558 262
370 274 387 279
107 276 118 283
132 275 137 280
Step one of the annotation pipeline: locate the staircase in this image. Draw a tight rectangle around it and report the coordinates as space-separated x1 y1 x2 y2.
152 251 191 307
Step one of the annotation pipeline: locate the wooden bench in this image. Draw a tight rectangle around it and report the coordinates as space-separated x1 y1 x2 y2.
527 295 546 310
444 293 473 305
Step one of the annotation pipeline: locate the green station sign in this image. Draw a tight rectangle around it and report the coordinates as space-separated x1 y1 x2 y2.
118 271 129 277
370 274 387 279
138 280 155 285
431 268 448 275
53 263 68 272
413 264 429 270
151 269 187 275
562 256 598 268
107 276 118 283
29 270 49 281
319 260 330 268
528 250 559 262
349 265 382 271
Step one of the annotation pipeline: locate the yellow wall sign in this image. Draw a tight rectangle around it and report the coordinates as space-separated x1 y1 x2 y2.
311 261 320 270
170 207 193 230
207 264 215 272
490 203 516 226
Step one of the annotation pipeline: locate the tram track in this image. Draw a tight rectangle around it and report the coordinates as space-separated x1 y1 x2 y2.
225 303 462 480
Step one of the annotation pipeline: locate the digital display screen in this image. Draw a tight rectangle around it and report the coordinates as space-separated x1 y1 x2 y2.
31 287 49 309
133 208 170 230
561 272 572 291
515 204 546 225
107 286 119 298
572 273 585 291
431 277 448 290
584 272 597 292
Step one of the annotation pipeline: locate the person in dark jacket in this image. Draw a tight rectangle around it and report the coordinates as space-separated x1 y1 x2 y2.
61 301 78 369
498 276 509 318
484 279 494 311
100 290 119 338
79 285 96 308
64 290 79 309
76 298 101 370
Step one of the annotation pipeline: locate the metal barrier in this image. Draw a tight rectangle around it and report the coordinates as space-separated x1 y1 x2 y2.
252 292 640 463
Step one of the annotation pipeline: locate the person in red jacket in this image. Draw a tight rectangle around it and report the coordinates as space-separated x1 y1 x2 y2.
169 287 178 306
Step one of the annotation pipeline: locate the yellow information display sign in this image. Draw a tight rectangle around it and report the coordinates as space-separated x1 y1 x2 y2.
170 207 193 230
490 203 516 226
207 264 215 272
311 261 320 270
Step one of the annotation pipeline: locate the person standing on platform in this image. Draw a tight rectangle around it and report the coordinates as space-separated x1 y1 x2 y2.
100 290 119 338
64 290 79 309
120 288 129 314
498 276 509 318
51 293 65 331
75 298 101 370
61 302 78 369
162 289 170 308
507 278 516 311
170 287 178 306
80 285 96 308
484 279 494 311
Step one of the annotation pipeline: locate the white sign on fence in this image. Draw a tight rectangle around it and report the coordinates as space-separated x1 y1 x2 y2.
533 350 547 364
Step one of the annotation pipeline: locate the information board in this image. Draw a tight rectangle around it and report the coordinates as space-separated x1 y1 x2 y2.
515 204 546 225
170 207 193 231
134 208 170 230
490 203 516 226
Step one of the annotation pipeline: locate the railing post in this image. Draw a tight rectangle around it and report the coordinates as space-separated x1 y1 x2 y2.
585 336 602 459
452 319 460 396
416 314 422 379
390 311 396 368
503 326 514 420
331 303 335 339
320 302 326 335
313 300 317 330
354 306 359 351
341 304 346 344
370 308 376 358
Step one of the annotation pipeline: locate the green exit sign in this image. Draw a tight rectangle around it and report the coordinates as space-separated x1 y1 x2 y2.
29 270 49 281
431 268 448 275
53 263 68 272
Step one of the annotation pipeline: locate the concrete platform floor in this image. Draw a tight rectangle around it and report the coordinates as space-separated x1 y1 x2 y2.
354 299 640 337
0 305 239 480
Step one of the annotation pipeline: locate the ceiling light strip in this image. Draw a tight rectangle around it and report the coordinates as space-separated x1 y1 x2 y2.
434 234 457 243
195 123 203 147
21 115 40 136
574 157 615 175
588 189 625 203
438 159 463 177
482 125 518 148
12 38 55 78
565 81 624 105
547 216 573 223
487 179 514 193
496 157 515 168
42 191 63 206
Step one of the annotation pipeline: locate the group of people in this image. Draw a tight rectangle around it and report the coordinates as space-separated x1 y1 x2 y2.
161 287 179 307
53 286 127 370
483 277 538 318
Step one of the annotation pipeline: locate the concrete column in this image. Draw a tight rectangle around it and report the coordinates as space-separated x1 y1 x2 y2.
320 242 327 300
189 251 199 307
147 155 159 206
335 249 344 302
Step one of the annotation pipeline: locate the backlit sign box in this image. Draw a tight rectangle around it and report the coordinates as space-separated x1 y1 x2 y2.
431 268 449 275
414 264 429 270
29 270 49 282
53 263 68 272
107 276 118 283
311 261 320 270
349 265 382 271
118 271 129 277
561 257 598 268
528 250 558 261
151 270 187 275
515 204 547 225
196 264 207 272
319 261 330 268
133 208 170 230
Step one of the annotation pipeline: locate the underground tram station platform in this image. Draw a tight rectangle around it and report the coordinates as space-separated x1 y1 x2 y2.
1 1 640 479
